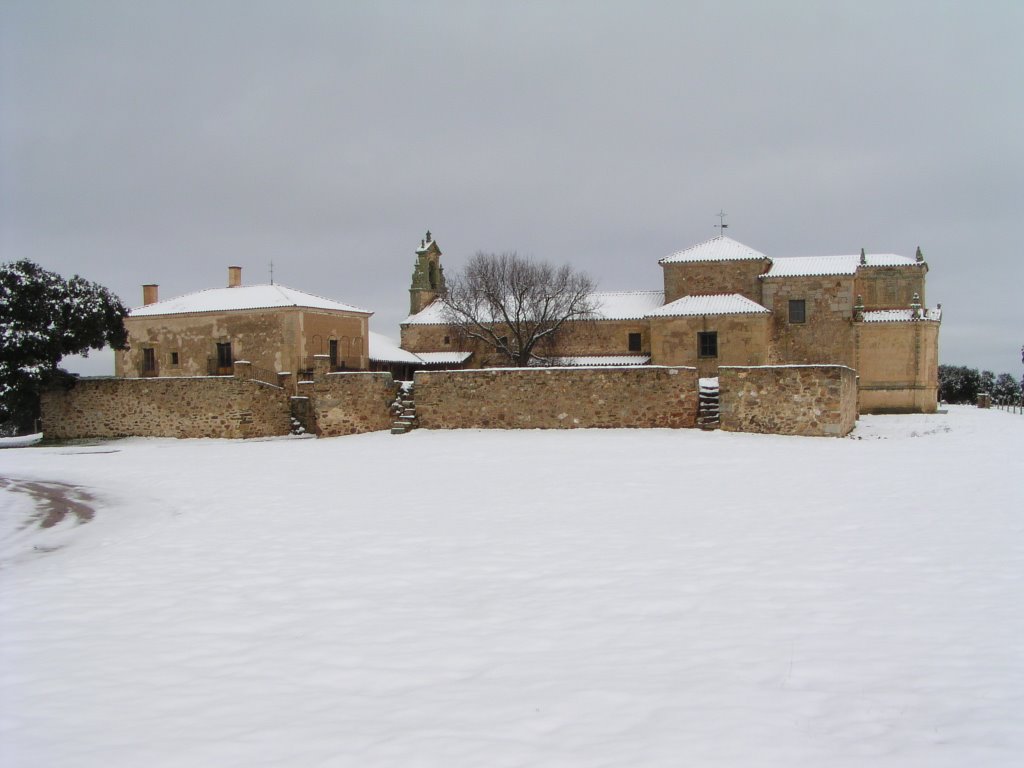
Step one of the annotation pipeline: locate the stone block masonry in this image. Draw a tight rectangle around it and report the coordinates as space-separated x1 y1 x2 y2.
41 376 292 440
718 365 857 437
415 366 698 430
298 357 398 436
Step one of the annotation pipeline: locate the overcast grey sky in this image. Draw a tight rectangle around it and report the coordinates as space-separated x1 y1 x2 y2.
2 1 1022 375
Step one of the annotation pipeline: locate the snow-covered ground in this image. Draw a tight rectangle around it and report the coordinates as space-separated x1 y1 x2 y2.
1 406 1022 767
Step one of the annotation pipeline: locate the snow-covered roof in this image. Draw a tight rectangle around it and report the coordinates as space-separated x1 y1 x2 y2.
860 308 942 323
368 332 422 364
403 290 664 326
402 300 449 325
591 291 665 320
415 351 473 365
647 293 771 318
538 355 651 367
415 238 438 254
761 253 922 279
659 236 769 265
369 332 471 365
131 284 372 317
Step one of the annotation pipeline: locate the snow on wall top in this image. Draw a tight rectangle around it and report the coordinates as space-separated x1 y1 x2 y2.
761 253 921 278
647 293 771 318
368 332 422 364
659 236 769 264
860 308 942 323
131 284 372 317
403 290 665 326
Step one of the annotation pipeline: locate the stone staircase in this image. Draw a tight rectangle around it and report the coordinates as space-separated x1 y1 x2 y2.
390 382 418 434
698 378 720 430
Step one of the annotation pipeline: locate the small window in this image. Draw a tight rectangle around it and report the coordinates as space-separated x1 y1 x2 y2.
788 299 806 324
628 332 642 352
170 351 179 366
698 331 718 358
329 339 339 366
143 348 156 372
443 335 450 346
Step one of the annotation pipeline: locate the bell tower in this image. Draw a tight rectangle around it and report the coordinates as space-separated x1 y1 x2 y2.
409 230 445 315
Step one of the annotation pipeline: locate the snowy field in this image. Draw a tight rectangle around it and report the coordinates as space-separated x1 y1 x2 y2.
1 406 1022 767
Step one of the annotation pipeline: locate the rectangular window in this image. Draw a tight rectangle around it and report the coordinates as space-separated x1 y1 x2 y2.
329 339 339 367
170 351 179 366
698 331 718 358
216 342 232 369
628 332 642 352
788 299 806 324
143 348 156 372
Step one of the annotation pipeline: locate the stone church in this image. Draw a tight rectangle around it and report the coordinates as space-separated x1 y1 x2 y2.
400 232 941 413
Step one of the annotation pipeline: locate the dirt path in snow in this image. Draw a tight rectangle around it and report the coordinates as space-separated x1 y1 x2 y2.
0 477 96 529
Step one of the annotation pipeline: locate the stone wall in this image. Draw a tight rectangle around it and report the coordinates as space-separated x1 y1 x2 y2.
649 314 770 376
298 358 397 436
855 321 939 413
661 259 771 304
401 318 653 367
718 365 858 437
118 307 369 383
415 366 698 429
855 265 927 310
760 276 855 367
41 376 292 439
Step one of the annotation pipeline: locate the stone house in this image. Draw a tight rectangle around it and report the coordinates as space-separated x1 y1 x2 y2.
400 233 941 413
117 266 372 385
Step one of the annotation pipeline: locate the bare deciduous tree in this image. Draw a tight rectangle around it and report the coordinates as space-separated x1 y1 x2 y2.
442 251 596 367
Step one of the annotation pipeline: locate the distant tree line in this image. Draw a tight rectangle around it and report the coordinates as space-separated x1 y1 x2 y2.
938 364 1022 404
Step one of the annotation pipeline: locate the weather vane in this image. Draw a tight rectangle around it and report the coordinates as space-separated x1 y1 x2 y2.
715 209 729 235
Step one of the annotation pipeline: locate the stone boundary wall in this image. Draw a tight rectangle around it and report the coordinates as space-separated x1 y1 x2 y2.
718 365 857 437
415 366 698 430
41 376 292 439
299 358 397 436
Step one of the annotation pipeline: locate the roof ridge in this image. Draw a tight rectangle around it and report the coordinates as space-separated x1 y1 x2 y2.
660 235 769 264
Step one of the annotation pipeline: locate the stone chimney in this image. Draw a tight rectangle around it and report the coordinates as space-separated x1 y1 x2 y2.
228 266 242 288
143 284 159 305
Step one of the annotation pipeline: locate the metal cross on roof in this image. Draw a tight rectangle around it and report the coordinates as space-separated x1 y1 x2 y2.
715 209 729 235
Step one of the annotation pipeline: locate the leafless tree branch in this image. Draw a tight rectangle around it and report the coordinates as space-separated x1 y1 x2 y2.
442 252 596 367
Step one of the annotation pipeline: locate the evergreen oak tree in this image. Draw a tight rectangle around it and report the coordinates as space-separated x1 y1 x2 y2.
0 260 127 432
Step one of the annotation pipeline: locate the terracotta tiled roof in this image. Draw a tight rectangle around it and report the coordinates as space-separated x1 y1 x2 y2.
403 290 664 325
761 253 922 278
368 332 422 364
415 351 473 364
537 355 651 366
647 293 770 318
659 236 769 264
860 308 942 323
131 284 371 317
